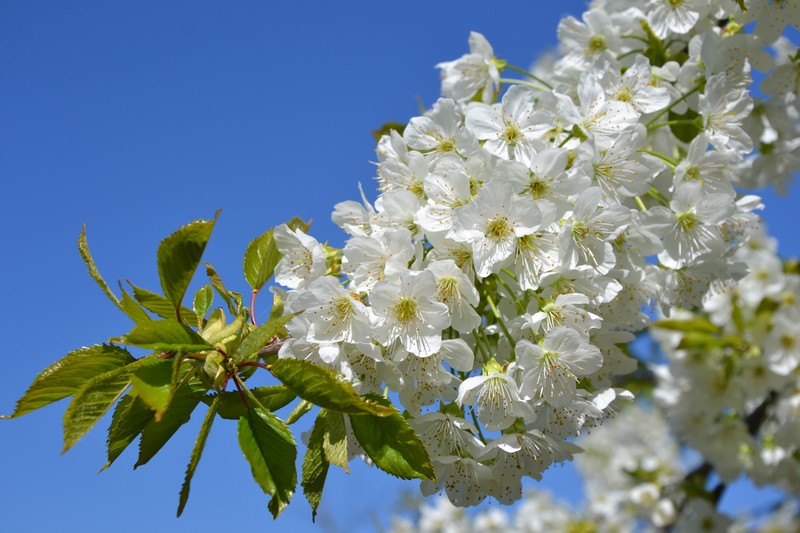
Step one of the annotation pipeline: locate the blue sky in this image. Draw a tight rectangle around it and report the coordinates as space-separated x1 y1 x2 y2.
0 2 795 531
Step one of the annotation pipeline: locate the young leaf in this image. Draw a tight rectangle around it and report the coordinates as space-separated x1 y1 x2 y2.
116 319 212 353
177 396 218 517
135 384 203 468
78 225 121 310
4 344 134 419
243 229 278 292
118 284 152 324
285 399 314 425
232 313 295 363
243 217 309 291
204 262 237 316
213 386 296 420
319 409 349 473
157 211 220 320
62 362 138 453
302 411 330 521
349 409 435 481
193 285 213 326
130 357 176 419
101 391 154 471
270 359 395 416
238 404 297 518
129 284 199 327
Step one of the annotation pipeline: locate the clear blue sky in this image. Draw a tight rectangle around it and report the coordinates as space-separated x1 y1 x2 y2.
0 2 794 531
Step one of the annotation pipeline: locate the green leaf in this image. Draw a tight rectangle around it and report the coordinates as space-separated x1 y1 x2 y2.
213 386 296 420
129 284 199 327
652 318 720 335
193 285 213 326
135 383 203 468
270 359 395 416
319 410 349 473
349 407 435 481
116 319 212 353
177 396 218 517
371 121 406 143
285 399 314 425
243 217 309 291
668 108 702 144
4 344 134 419
302 411 330 521
130 357 178 420
118 284 152 324
101 391 154 471
78 225 121 310
204 262 237 316
238 403 297 518
63 362 138 453
232 313 295 363
157 211 220 320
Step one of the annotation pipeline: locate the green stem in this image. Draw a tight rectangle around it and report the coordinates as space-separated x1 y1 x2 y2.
469 408 487 444
504 64 553 90
498 78 549 92
634 196 647 212
638 148 678 169
615 48 646 62
558 132 575 148
473 329 492 364
647 186 670 207
620 34 650 44
484 291 516 350
494 274 525 314
645 85 700 129
647 118 697 132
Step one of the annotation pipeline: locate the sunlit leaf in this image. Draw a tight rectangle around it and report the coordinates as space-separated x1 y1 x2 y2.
270 359 395 416
157 212 220 320
4 344 134 419
177 396 218 517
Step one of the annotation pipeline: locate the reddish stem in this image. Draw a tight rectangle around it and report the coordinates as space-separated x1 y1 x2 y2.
250 289 258 327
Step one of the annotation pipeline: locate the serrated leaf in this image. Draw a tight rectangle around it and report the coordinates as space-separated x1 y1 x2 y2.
232 313 295 363
204 262 237 315
118 284 152 324
270 359 395 416
349 408 435 481
4 344 134 419
129 284 199 327
285 399 313 425
177 396 218 517
116 319 212 353
653 318 720 335
302 411 330 521
319 410 349 473
238 403 297 518
130 357 176 419
101 391 154 471
135 384 203 468
78 225 121 310
62 362 139 453
193 285 213 326
213 386 296 420
243 218 309 291
157 212 220 320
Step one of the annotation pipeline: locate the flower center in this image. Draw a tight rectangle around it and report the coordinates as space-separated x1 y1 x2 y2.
435 277 460 304
392 297 419 324
486 217 513 242
677 212 698 232
502 121 523 146
588 35 606 54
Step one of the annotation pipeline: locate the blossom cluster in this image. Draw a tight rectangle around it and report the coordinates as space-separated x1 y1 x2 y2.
270 0 799 508
654 225 800 496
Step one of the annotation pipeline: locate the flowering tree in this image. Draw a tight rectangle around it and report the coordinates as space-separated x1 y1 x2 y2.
4 0 799 530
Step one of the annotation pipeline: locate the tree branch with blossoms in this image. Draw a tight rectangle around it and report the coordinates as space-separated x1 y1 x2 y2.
4 0 800 529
